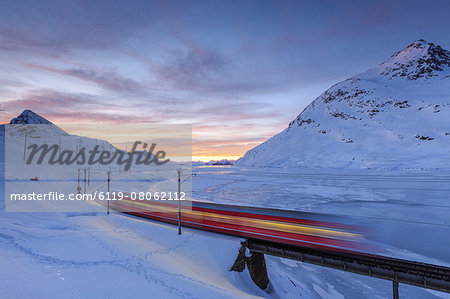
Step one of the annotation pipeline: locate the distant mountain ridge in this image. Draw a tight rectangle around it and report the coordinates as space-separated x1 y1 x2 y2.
237 40 450 170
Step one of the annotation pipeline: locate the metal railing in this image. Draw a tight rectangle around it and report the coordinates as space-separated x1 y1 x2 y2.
246 239 450 297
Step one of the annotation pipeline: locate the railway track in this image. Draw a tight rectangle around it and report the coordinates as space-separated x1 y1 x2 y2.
101 196 450 297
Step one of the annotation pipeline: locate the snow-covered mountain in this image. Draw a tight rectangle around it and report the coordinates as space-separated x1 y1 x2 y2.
7 109 68 136
192 159 236 166
237 40 450 170
206 159 236 165
10 109 54 125
4 110 117 171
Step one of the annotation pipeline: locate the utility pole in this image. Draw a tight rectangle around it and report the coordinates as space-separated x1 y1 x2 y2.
78 137 82 154
88 168 91 186
177 168 182 235
19 126 38 161
23 129 28 161
83 168 87 194
176 171 195 235
77 169 81 194
107 170 111 214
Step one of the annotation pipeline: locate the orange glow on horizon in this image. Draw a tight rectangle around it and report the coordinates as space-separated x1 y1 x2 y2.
1 112 262 163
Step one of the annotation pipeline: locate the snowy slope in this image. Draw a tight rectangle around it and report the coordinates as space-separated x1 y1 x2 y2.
237 40 450 169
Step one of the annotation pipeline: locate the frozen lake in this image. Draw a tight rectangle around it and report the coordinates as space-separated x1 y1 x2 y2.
1 158 449 298
192 165 450 264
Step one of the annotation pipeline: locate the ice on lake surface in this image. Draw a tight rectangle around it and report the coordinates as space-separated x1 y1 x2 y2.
192 165 450 264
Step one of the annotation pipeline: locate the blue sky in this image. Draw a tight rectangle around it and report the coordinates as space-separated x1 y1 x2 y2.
1 0 449 159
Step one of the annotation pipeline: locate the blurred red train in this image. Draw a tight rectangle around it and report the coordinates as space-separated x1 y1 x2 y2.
105 195 372 254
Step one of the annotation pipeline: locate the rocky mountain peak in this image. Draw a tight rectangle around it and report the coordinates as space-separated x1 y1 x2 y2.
10 110 53 125
377 40 450 80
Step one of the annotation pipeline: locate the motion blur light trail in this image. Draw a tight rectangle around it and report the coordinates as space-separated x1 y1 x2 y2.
105 196 372 254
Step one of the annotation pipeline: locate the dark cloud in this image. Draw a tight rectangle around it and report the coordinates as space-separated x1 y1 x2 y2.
3 90 103 109
67 69 143 92
153 46 295 96
0 0 165 53
26 64 144 92
157 47 228 86
0 90 129 123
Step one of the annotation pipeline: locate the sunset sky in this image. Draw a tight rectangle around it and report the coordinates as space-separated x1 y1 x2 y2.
1 0 449 161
